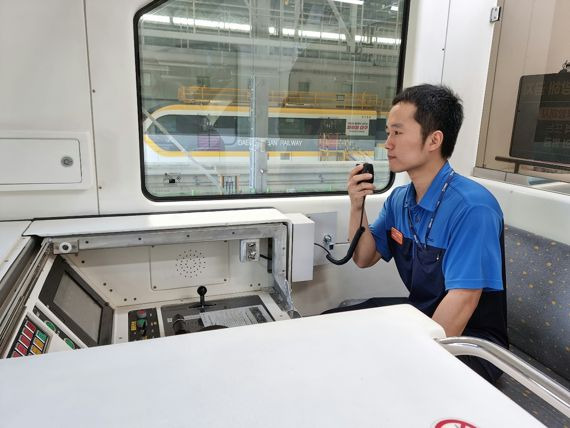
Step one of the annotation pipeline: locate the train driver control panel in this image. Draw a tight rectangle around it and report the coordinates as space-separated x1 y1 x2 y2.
0 209 310 359
127 286 273 342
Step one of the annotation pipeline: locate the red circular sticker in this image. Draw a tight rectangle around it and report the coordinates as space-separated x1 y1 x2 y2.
434 419 477 428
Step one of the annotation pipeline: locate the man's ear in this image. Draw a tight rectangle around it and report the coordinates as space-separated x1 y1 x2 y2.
427 130 444 154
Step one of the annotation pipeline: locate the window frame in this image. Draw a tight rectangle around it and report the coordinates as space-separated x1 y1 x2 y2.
133 0 410 201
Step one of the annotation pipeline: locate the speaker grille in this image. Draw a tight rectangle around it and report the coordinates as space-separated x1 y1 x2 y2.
176 249 206 279
150 241 228 290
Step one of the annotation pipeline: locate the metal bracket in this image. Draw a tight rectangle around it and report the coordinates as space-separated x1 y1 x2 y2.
240 239 260 262
323 234 334 250
490 6 501 23
52 239 79 255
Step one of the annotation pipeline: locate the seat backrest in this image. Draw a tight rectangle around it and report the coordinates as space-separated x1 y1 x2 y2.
504 225 570 381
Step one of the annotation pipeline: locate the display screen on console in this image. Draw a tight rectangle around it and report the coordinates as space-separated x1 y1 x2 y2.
54 273 102 342
39 257 113 347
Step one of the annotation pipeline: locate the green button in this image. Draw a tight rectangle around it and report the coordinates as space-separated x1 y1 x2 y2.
64 338 76 349
45 321 55 331
136 319 147 329
36 331 47 342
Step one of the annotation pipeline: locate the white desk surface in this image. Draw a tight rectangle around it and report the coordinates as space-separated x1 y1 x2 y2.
0 305 541 427
0 221 31 280
24 208 288 237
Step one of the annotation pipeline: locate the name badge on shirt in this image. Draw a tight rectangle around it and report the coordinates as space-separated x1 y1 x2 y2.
391 227 403 245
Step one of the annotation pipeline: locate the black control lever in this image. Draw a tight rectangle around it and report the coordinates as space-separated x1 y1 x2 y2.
189 285 215 311
197 286 209 312
198 286 207 309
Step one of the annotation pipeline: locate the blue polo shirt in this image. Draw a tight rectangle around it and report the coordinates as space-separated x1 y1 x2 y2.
369 162 508 348
371 162 504 289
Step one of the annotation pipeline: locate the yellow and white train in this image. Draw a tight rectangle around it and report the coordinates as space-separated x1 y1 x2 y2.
143 102 386 164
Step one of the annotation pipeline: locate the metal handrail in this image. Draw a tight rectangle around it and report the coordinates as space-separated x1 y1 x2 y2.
437 336 570 417
495 156 570 174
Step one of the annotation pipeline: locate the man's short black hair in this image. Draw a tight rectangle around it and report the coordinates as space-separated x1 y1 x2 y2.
392 84 463 159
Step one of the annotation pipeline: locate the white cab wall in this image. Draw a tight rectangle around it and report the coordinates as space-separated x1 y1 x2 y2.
402 0 449 88
442 0 498 177
403 0 498 177
0 0 98 218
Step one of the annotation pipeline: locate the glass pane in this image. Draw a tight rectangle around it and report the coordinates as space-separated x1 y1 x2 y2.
477 0 570 195
136 0 406 198
54 273 102 342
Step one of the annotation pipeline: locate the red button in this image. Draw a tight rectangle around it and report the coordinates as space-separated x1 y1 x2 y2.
18 335 31 347
25 321 37 333
12 351 23 358
22 328 33 340
16 343 28 355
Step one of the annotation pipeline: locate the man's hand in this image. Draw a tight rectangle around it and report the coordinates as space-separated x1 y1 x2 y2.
347 164 381 268
432 289 482 336
348 164 375 207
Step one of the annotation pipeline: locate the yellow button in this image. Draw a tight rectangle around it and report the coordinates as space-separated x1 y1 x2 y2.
33 337 44 350
130 321 136 332
31 345 42 355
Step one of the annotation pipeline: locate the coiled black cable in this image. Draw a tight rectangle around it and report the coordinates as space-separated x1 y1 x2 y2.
316 197 367 265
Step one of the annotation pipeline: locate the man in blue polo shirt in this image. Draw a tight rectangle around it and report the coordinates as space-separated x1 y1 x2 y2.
334 84 508 383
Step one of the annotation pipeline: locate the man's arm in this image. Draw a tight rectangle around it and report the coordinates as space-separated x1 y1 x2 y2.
347 164 381 268
435 204 504 336
432 289 482 336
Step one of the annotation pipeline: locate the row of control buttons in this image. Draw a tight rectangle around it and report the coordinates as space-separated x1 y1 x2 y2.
32 307 77 350
11 319 49 358
128 307 160 341
130 309 148 333
44 320 75 349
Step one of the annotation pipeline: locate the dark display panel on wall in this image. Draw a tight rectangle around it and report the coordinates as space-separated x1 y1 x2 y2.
510 73 570 164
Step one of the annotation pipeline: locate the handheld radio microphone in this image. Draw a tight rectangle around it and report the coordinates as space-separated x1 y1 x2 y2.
325 163 374 265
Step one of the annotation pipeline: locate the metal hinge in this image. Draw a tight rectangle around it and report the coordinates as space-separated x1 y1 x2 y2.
490 6 502 23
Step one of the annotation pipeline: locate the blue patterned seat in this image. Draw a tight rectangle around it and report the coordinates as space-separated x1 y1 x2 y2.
496 225 570 427
336 225 570 424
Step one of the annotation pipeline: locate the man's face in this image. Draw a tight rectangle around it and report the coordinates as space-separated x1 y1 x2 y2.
385 102 431 173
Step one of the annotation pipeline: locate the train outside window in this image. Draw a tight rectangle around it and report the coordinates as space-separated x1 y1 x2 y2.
135 0 408 199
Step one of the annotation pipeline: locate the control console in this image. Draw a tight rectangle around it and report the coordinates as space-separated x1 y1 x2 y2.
33 307 78 350
126 287 275 341
8 317 49 358
127 308 160 341
161 293 273 336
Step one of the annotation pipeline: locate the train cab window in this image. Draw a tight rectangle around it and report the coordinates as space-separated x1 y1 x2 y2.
135 0 409 199
214 116 239 136
476 0 570 195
